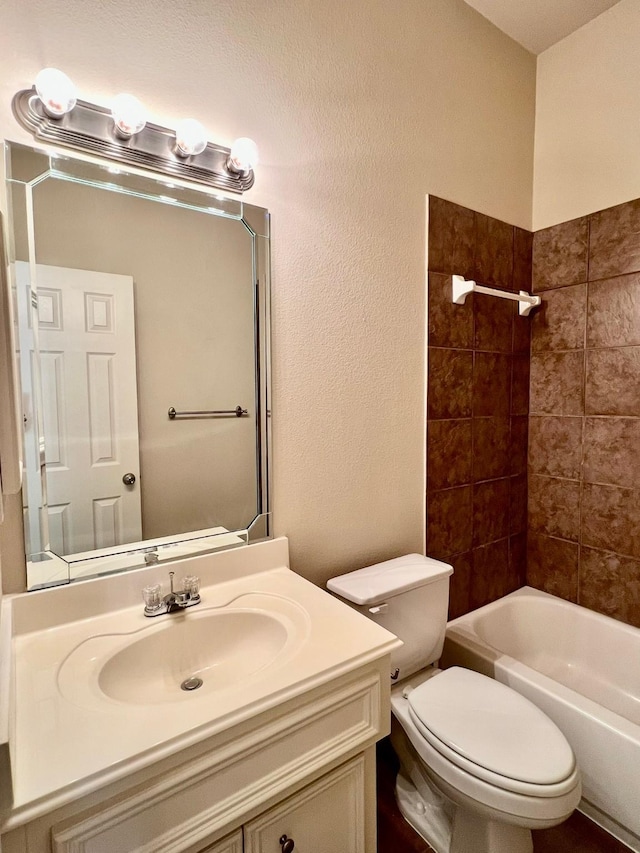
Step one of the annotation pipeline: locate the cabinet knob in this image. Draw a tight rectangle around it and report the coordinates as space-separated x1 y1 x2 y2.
279 835 295 853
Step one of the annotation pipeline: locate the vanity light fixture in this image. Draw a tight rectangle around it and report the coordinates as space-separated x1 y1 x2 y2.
12 69 258 193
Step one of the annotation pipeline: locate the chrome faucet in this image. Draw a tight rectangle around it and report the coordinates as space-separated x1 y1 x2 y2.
143 571 201 617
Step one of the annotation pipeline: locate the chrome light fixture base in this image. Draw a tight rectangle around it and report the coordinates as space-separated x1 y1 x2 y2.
12 88 255 194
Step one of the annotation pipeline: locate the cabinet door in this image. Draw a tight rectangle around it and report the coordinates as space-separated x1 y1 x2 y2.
244 756 365 853
199 829 243 853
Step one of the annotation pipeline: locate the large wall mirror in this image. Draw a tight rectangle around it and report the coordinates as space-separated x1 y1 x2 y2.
6 142 271 589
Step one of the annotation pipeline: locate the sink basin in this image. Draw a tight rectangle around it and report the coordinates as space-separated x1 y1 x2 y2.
57 594 309 707
100 610 288 703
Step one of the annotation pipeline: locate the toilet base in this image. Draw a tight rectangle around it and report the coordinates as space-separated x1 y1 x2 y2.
395 770 534 853
395 770 451 853
449 807 533 853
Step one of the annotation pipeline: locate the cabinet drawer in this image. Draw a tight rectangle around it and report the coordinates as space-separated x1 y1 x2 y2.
244 756 365 853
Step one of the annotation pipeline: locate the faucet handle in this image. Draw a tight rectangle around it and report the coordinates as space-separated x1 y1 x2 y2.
182 575 200 599
143 583 162 614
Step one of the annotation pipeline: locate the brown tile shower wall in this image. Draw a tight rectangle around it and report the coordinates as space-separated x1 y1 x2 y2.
529 200 640 628
427 197 532 619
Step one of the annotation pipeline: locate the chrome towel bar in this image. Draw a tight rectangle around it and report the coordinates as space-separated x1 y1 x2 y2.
168 406 248 419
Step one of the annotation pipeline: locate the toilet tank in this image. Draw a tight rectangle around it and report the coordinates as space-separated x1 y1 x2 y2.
327 554 453 683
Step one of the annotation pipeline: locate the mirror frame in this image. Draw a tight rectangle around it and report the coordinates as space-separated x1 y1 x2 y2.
5 141 272 588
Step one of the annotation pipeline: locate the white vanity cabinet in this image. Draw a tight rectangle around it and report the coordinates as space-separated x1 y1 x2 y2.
0 542 399 853
2 661 385 853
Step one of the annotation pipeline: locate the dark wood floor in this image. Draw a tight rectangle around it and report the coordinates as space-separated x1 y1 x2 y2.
376 739 632 853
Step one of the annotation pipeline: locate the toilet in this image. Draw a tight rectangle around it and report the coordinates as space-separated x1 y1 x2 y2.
327 554 581 853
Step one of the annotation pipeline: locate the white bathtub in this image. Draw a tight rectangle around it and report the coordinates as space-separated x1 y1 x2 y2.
441 586 640 852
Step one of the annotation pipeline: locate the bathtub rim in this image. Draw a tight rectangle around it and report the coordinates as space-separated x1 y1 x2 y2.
445 586 640 742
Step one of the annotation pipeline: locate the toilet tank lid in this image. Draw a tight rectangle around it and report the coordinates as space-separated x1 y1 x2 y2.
326 554 453 605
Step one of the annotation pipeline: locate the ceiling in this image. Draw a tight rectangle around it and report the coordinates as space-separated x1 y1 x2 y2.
463 0 623 54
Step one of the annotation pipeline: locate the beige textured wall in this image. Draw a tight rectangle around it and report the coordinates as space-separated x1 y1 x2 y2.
0 0 536 589
533 0 640 229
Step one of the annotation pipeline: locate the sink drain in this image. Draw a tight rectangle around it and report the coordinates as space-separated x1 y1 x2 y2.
181 676 203 692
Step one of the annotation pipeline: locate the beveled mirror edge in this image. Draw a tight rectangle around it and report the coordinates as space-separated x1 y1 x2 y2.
4 140 272 590
0 208 23 499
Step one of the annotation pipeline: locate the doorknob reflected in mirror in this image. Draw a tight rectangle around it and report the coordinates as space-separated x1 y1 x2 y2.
122 473 136 486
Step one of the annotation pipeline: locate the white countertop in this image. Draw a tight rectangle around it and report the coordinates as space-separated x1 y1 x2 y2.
1 538 400 829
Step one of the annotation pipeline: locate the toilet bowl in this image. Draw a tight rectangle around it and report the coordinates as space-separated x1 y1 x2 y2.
391 666 581 853
327 554 582 853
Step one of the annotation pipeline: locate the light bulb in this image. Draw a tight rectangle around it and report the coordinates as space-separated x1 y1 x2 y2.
227 137 258 174
174 118 208 157
111 93 147 139
35 68 76 118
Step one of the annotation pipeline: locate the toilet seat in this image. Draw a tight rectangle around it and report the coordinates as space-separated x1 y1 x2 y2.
391 675 582 825
406 667 577 797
